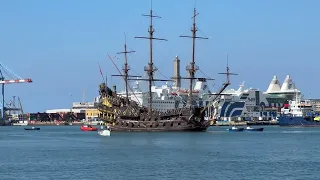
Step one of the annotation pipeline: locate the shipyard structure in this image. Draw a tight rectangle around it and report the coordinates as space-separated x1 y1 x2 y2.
40 99 105 125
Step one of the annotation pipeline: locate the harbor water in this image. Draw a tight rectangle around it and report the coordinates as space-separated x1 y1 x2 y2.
0 126 319 180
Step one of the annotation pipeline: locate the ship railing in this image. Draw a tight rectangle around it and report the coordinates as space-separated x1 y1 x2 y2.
104 94 122 105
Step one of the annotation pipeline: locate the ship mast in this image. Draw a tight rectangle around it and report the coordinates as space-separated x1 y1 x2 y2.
135 3 167 114
111 36 141 105
180 5 208 106
200 54 238 114
117 35 135 104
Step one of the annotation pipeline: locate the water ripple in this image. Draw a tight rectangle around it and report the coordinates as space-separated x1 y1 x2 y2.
0 126 319 180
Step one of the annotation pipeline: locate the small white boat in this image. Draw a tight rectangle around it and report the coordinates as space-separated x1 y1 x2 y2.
244 126 264 131
98 129 111 136
227 126 244 132
12 121 28 126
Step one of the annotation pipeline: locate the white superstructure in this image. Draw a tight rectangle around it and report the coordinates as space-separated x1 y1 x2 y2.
117 78 213 112
212 82 278 121
211 74 302 121
266 75 281 93
265 74 300 95
281 93 313 116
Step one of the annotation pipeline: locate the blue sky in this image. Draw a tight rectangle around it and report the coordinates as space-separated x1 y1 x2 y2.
0 0 319 112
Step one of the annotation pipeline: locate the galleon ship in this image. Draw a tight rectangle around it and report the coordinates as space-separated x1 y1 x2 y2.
97 4 232 132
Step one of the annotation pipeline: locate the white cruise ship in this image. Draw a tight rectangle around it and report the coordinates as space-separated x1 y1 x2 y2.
116 78 213 112
211 82 277 121
212 75 301 121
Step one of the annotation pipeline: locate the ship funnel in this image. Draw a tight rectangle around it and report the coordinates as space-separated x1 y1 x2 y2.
173 56 181 88
266 75 281 93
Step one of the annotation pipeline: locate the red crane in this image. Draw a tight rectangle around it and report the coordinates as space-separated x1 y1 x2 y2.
0 62 32 120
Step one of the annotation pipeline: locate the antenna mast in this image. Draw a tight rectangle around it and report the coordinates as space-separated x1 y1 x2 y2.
180 4 208 106
117 34 136 104
135 2 167 114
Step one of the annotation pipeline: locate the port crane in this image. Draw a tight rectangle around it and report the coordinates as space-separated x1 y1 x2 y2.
0 62 32 120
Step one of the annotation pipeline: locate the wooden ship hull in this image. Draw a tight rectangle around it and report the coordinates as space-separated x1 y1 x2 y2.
100 116 210 132
105 113 210 132
109 122 209 132
97 84 210 132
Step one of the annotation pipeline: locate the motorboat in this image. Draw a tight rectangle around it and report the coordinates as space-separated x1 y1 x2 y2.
227 126 244 132
244 126 264 132
98 126 111 136
80 125 98 131
24 127 40 130
98 129 111 136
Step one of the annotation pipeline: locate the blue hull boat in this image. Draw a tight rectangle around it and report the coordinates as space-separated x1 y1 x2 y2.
228 127 244 132
24 127 40 130
279 94 320 127
279 116 320 127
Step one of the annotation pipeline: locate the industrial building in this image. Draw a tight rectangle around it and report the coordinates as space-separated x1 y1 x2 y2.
44 101 100 121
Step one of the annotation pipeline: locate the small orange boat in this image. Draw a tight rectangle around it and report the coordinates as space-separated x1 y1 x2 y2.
80 125 98 131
